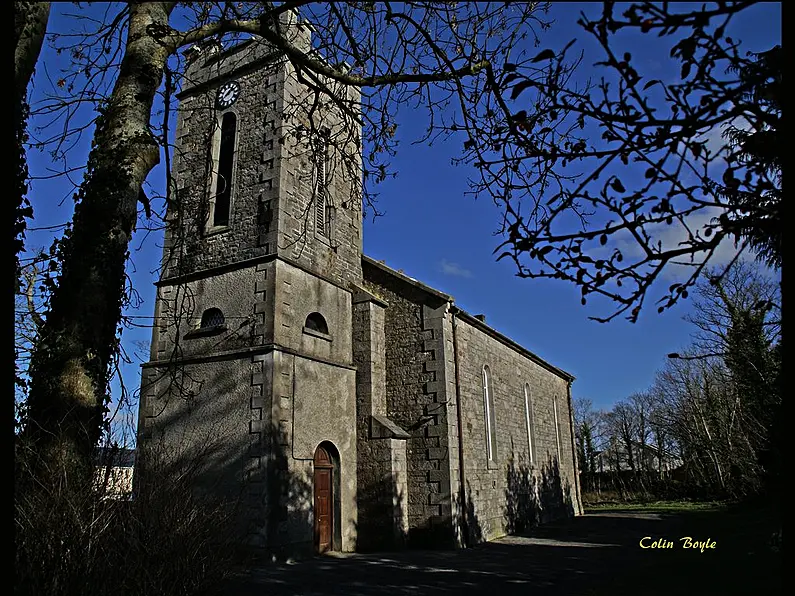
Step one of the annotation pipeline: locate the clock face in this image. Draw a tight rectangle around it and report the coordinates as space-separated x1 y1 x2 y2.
216 81 240 108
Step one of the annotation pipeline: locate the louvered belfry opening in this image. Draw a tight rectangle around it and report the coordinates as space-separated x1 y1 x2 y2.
314 135 329 236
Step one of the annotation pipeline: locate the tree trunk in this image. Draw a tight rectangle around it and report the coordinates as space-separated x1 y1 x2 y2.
15 2 50 401
14 2 50 281
14 2 50 100
25 3 172 481
623 432 635 472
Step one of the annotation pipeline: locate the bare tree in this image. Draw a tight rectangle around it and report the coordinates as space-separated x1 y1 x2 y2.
573 397 613 495
573 398 605 471
606 400 639 472
683 261 780 358
627 392 653 471
652 353 742 494
645 389 678 475
467 1 781 322
669 261 780 492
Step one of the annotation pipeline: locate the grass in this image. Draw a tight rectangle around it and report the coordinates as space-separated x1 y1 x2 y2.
584 500 728 513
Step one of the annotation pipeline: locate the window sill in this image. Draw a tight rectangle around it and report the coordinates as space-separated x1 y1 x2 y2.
315 231 332 247
302 326 332 342
205 225 231 237
184 325 228 339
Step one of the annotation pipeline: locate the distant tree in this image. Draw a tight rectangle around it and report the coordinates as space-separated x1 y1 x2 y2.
696 264 780 492
683 261 780 356
628 392 653 471
661 263 779 497
474 1 781 322
724 303 780 464
653 354 733 493
573 397 604 476
606 401 637 472
582 421 596 473
646 391 676 475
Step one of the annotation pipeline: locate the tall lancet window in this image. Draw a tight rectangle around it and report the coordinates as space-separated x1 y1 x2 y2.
313 135 330 237
524 383 536 466
212 112 237 227
553 395 562 461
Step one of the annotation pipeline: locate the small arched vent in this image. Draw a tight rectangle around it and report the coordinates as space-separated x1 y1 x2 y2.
200 308 225 328
304 312 329 335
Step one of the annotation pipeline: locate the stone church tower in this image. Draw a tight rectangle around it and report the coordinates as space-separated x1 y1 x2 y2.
139 14 581 559
139 16 368 554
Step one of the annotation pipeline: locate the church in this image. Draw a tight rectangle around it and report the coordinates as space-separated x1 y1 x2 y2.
137 15 581 557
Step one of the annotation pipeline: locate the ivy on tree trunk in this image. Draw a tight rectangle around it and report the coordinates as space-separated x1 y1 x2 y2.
25 3 171 482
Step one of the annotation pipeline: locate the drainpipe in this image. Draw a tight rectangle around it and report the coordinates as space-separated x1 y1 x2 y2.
566 379 583 515
451 308 468 547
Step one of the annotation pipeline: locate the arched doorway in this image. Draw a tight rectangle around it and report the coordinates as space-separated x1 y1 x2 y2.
313 444 336 553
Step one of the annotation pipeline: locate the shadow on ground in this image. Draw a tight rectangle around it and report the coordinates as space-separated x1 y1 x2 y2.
219 505 781 596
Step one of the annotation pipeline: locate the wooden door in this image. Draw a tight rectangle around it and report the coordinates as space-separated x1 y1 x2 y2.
313 446 333 553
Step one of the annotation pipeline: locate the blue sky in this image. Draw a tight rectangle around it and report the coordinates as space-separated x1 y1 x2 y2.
358 2 781 411
21 2 781 434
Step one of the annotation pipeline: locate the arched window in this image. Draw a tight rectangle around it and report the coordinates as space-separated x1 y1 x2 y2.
304 312 329 335
524 384 536 465
212 112 237 227
553 395 562 460
200 308 225 328
482 365 496 464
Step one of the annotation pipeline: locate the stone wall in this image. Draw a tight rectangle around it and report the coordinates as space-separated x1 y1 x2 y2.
452 315 579 543
164 50 285 280
274 350 358 553
138 356 268 543
142 253 359 556
352 296 409 551
140 345 358 556
150 263 273 365
272 259 353 364
277 60 363 288
361 261 455 547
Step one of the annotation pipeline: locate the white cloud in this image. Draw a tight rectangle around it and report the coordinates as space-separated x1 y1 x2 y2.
439 259 473 278
697 115 753 161
699 125 728 158
613 207 749 280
